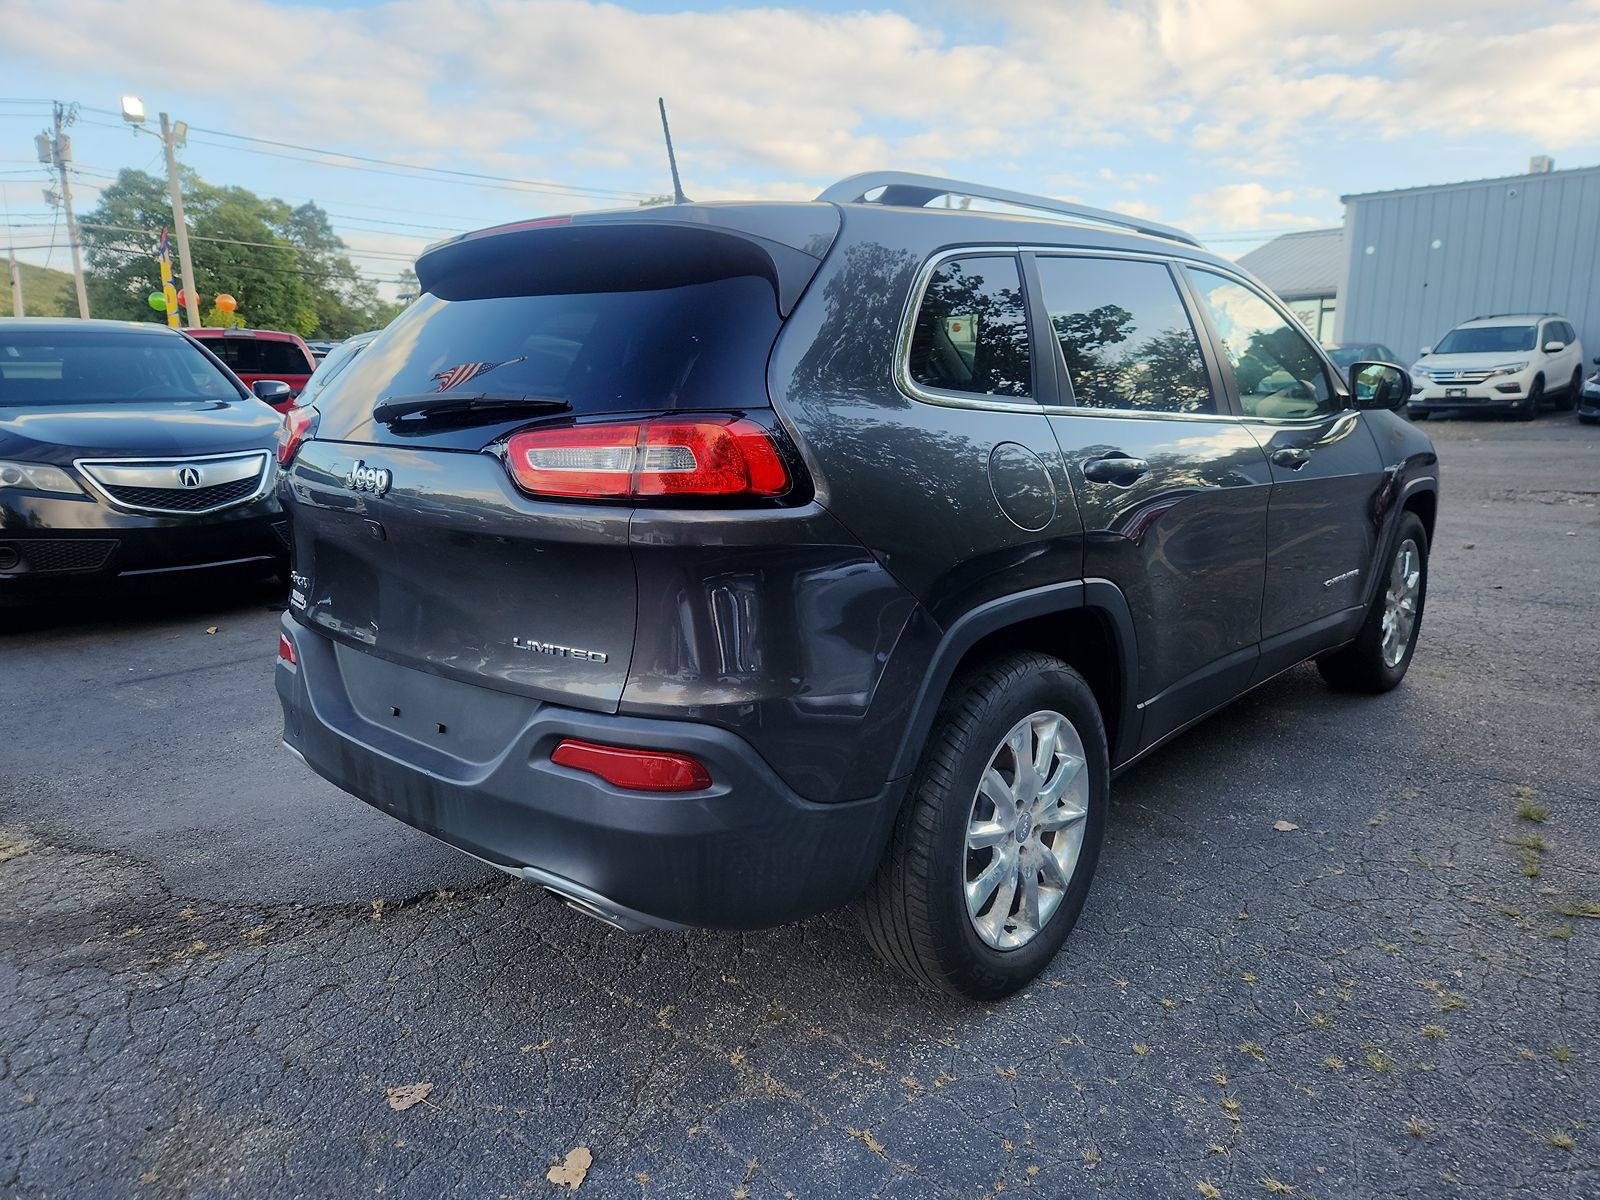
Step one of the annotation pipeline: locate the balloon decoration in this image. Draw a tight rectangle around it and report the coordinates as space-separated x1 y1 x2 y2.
147 292 166 311
215 293 238 314
176 289 188 308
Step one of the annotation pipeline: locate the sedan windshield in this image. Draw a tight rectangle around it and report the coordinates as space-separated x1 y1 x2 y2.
1434 325 1536 355
0 329 243 407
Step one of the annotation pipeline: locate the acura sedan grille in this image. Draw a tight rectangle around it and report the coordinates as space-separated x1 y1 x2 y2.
1 538 118 574
76 452 271 516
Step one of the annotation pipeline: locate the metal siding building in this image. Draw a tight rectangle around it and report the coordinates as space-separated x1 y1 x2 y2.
1336 164 1600 360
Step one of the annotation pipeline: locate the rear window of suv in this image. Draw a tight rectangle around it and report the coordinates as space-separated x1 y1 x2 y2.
1434 325 1537 354
320 275 781 417
201 337 314 375
907 255 1032 399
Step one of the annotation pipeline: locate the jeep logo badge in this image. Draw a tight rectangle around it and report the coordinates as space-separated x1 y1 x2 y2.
346 460 392 496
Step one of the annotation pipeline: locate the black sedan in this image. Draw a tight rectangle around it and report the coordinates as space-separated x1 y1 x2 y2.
1 319 290 603
1581 355 1600 425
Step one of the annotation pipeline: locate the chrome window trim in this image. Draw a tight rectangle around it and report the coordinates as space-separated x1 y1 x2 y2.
894 242 1352 426
73 449 274 516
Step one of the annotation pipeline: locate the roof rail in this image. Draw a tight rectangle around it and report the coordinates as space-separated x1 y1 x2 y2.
1470 312 1556 320
816 171 1202 248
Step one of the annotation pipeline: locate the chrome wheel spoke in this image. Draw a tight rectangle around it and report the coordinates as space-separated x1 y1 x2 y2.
980 768 1018 824
966 851 1012 917
1038 754 1084 808
1017 861 1042 933
967 820 1010 850
1036 803 1087 832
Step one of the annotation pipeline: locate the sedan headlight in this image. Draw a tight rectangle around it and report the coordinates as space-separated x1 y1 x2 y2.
0 460 85 496
1487 361 1529 377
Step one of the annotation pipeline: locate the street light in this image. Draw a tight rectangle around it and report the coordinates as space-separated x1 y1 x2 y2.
120 95 199 326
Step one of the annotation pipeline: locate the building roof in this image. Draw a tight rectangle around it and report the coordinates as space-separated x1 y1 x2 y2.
1341 162 1600 203
1235 228 1343 300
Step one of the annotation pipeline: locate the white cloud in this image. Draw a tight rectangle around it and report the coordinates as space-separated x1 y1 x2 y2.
0 0 1596 241
1187 183 1326 231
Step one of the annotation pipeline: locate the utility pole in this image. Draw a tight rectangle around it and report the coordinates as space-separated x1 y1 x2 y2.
158 113 200 327
40 102 89 318
7 247 22 317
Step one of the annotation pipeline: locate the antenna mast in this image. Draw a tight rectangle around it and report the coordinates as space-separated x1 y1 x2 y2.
658 98 688 204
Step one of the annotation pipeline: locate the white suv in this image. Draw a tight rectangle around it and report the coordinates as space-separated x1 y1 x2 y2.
1410 313 1585 420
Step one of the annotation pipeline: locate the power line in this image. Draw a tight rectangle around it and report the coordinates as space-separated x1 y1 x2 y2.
75 114 649 204
182 124 654 201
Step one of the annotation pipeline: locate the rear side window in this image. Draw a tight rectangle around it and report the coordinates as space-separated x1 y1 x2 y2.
1187 270 1335 419
204 337 313 375
1034 256 1213 414
321 275 780 417
907 255 1031 398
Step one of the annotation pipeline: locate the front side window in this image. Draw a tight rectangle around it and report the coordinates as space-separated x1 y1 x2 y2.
1034 256 1213 414
907 255 1031 398
1188 270 1335 419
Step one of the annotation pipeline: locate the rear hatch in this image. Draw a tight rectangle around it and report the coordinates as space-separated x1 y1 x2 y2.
282 205 838 712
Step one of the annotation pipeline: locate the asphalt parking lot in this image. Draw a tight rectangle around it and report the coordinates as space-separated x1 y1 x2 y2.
2 414 1596 1200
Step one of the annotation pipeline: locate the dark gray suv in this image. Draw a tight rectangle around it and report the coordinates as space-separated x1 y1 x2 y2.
274 173 1437 1000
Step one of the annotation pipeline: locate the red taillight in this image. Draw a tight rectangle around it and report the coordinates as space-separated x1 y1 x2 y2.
505 417 791 500
550 739 712 792
276 405 319 467
276 632 297 665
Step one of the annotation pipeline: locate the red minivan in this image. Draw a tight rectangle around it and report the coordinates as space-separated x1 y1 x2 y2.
186 328 317 411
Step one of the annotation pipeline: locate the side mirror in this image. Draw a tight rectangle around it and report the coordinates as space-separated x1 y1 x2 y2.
1418 345 1432 356
1544 340 1566 353
1350 362 1411 412
252 380 293 405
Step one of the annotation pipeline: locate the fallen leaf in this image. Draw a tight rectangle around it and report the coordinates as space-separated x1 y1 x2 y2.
205 626 218 635
546 1146 592 1191
385 1082 433 1111
1273 820 1299 832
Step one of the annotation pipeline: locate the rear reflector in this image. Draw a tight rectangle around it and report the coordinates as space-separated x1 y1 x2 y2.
506 417 790 500
550 739 712 792
277 632 297 665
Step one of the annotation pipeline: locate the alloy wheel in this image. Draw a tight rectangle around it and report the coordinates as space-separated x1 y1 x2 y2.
1380 537 1422 668
963 710 1090 950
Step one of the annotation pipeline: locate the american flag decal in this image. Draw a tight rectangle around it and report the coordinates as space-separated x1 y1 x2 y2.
431 356 527 392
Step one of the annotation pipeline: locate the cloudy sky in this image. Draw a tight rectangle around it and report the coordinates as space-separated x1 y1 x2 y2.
2 0 1597 293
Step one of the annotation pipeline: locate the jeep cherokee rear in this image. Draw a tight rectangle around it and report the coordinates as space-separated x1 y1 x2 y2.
276 173 1438 1000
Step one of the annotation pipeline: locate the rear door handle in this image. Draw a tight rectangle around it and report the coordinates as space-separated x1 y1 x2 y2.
1082 454 1151 485
1271 448 1311 470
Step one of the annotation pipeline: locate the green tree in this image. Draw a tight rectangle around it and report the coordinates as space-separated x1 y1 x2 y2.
80 169 399 337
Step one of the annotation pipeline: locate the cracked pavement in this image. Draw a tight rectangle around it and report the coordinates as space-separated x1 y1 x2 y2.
2 415 1596 1199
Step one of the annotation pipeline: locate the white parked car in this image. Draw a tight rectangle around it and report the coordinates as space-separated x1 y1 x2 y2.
1409 313 1585 420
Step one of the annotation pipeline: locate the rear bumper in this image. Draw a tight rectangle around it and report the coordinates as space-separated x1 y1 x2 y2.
276 616 903 931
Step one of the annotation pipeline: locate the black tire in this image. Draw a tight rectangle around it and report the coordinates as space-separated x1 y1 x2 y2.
1555 368 1580 412
857 652 1108 1001
1317 512 1428 693
1409 408 1429 421
1516 376 1543 420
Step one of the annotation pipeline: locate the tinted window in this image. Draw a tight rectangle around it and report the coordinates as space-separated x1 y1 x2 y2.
202 337 314 375
321 275 780 418
907 255 1031 398
1434 325 1537 355
1188 270 1335 419
0 330 240 407
297 336 375 407
1035 256 1213 414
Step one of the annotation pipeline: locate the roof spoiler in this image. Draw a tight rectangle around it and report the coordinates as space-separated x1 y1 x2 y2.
817 171 1201 248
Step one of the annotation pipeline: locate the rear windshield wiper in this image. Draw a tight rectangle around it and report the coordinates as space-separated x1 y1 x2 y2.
372 392 570 425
